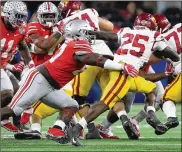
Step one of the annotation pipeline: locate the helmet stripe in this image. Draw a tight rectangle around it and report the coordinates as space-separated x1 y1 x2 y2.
47 2 50 11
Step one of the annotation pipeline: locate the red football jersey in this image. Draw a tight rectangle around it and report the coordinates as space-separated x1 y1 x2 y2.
44 40 93 87
0 17 26 68
26 22 55 66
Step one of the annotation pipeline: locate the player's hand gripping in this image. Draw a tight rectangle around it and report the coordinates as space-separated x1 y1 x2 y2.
123 64 139 77
6 61 25 72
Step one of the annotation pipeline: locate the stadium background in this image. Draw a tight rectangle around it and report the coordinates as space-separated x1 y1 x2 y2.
6 1 182 103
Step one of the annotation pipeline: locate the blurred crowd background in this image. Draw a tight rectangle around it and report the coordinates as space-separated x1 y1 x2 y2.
2 1 181 103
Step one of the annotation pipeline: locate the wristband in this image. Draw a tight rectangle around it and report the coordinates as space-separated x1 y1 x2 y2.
104 59 124 70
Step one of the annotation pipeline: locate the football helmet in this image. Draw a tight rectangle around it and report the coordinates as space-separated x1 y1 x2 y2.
3 1 28 29
63 19 94 43
37 2 59 28
58 0 81 18
133 13 157 31
153 14 171 33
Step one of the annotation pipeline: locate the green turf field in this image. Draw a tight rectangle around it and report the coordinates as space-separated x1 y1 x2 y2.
1 104 181 152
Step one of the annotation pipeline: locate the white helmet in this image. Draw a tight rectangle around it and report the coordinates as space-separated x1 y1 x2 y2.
37 2 58 28
3 1 28 29
63 19 94 43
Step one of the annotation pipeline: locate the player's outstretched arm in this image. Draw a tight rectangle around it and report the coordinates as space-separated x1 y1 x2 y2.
73 52 138 77
88 30 118 42
29 31 63 52
153 46 180 62
98 17 114 31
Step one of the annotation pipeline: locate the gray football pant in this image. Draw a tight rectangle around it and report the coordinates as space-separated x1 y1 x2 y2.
8 68 79 116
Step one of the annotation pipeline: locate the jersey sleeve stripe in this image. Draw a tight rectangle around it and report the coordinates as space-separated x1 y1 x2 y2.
74 46 92 52
28 26 37 29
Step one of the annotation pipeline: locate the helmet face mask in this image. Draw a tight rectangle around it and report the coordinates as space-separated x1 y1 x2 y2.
37 2 58 28
38 13 57 28
3 1 28 29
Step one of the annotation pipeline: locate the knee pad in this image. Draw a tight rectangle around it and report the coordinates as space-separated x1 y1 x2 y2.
72 95 86 105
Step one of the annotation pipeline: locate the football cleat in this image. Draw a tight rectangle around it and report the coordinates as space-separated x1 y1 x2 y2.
57 124 82 146
45 127 66 141
155 117 179 135
1 121 20 132
146 110 167 134
120 115 139 140
129 118 140 137
122 120 139 140
20 112 31 125
96 124 119 139
85 123 103 139
14 130 41 140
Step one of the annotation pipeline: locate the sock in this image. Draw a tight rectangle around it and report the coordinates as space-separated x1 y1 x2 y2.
146 106 156 113
117 111 127 118
53 120 66 131
163 101 176 118
31 123 41 132
101 118 112 130
134 110 148 123
79 117 87 129
1 119 10 125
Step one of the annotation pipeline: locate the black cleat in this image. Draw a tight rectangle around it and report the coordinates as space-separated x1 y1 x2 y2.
155 117 179 135
120 115 139 140
57 124 83 146
165 117 179 129
146 110 168 135
85 123 103 139
14 130 41 140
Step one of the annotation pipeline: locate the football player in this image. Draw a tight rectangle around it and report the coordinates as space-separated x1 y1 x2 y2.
62 13 179 146
1 19 137 142
14 1 68 139
153 14 181 134
1 1 34 132
28 0 119 140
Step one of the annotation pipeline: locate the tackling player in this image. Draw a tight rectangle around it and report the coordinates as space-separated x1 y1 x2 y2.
1 1 34 132
26 0 120 140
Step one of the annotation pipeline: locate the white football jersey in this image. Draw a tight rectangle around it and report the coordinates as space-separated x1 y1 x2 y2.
162 23 181 74
114 28 167 70
58 8 113 56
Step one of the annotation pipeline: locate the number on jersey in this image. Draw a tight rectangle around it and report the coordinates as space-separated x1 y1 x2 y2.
117 33 149 57
1 38 14 58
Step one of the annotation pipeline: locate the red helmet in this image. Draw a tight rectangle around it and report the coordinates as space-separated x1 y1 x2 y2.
153 14 171 33
58 0 81 18
133 13 157 31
